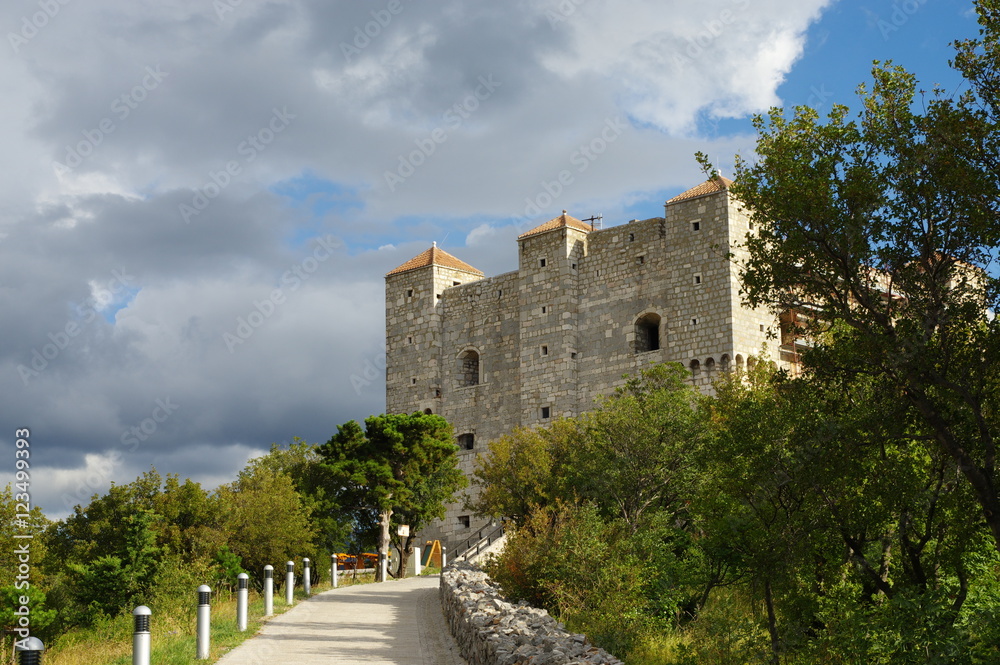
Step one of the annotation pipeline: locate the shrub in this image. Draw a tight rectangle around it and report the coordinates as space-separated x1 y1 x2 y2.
485 502 655 658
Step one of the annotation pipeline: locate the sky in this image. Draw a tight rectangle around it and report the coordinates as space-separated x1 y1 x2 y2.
0 0 981 518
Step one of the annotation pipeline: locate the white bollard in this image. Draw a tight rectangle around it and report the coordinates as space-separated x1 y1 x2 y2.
442 545 447 570
237 573 249 631
15 636 44 665
196 585 212 660
303 558 311 596
331 554 338 589
285 561 295 605
379 551 388 582
132 606 151 665
414 546 422 576
264 565 274 616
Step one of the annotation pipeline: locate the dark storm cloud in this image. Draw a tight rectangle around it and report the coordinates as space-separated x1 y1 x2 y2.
0 0 831 516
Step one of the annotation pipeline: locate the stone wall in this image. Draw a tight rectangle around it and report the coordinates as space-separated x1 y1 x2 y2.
439 562 624 665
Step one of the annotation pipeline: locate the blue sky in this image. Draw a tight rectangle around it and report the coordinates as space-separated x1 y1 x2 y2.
0 0 985 516
269 0 983 258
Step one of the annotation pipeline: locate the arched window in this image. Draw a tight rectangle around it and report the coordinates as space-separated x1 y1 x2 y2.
423 408 433 415
705 357 716 377
458 349 480 386
735 354 745 370
689 359 701 379
634 313 661 353
720 354 731 372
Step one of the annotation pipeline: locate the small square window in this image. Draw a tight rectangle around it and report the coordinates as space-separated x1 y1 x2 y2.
749 221 755 230
453 281 461 286
637 255 645 265
694 274 702 285
572 263 577 270
692 221 701 231
406 288 413 298
691 318 699 326
411 377 417 385
541 406 551 419
760 324 765 332
458 515 470 529
435 388 442 398
436 294 442 299
541 306 547 314
571 352 578 359
458 433 475 450
541 345 548 356
407 336 413 344
539 258 547 267
628 233 635 242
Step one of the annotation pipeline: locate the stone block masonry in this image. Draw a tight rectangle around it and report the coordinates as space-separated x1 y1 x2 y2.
440 562 624 665
386 178 793 547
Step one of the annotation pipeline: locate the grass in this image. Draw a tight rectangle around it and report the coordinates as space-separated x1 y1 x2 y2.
626 632 690 665
30 573 380 665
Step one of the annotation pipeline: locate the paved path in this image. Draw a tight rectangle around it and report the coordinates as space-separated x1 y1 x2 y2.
215 575 467 664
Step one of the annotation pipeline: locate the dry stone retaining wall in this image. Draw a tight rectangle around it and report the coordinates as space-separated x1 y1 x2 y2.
439 561 624 665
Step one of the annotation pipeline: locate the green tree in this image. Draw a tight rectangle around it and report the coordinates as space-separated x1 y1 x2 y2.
152 474 222 560
63 508 160 619
243 438 353 556
470 364 705 532
0 484 49 588
695 364 814 664
466 418 581 526
692 358 997 663
573 363 705 532
718 6 1000 552
44 471 164 624
0 585 57 644
215 464 316 578
471 364 717 657
319 412 465 581
0 485 52 654
47 468 163 569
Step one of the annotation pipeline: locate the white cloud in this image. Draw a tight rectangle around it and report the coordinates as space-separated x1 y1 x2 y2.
0 0 838 517
536 0 833 134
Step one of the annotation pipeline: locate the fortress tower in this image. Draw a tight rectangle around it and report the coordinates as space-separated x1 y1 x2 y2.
385 177 789 547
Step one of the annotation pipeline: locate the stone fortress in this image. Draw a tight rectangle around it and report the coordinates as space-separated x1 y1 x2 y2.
384 176 799 547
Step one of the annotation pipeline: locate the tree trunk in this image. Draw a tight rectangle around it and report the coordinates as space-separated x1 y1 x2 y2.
907 387 1000 555
764 579 780 665
396 533 416 578
378 507 392 582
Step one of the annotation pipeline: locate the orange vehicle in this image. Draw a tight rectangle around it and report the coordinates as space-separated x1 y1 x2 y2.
334 553 379 570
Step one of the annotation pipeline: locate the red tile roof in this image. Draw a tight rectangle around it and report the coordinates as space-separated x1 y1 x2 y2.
386 244 484 277
666 175 734 204
518 211 594 240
